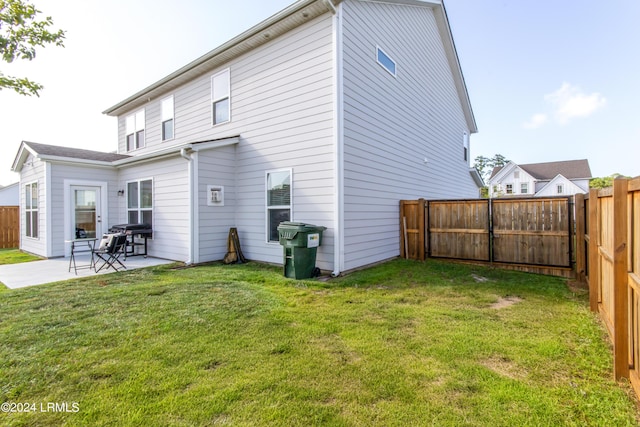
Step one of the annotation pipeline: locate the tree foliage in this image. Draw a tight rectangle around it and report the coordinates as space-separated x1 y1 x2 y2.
589 173 631 189
473 154 509 182
0 0 65 96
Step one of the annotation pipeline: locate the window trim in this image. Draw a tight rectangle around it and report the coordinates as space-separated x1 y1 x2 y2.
161 96 174 141
376 46 397 77
265 168 293 244
505 184 513 194
211 68 231 126
126 178 153 227
24 181 39 239
521 183 528 194
125 109 146 151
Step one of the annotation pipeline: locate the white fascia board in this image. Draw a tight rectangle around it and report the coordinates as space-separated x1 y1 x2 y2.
112 137 240 167
103 0 341 117
488 161 517 184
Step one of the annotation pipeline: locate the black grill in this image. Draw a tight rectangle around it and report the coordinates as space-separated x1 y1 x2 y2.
107 223 152 258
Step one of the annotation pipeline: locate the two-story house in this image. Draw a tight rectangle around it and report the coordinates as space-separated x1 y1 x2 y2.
11 0 480 275
487 159 592 198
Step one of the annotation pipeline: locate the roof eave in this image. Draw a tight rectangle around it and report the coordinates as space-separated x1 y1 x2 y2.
103 0 339 117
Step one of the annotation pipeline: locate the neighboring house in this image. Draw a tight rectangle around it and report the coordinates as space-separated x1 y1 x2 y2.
0 182 19 206
11 0 480 274
487 159 592 198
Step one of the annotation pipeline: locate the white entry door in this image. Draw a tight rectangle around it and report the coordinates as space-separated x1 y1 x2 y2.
71 186 102 239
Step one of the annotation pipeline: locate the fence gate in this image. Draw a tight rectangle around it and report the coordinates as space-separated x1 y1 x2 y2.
492 197 572 267
427 200 490 261
0 206 20 249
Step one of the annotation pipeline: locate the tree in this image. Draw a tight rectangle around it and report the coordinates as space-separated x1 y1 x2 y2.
0 0 65 96
589 173 631 189
473 153 509 182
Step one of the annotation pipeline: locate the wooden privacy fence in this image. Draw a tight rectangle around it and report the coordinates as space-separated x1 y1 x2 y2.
0 206 19 249
400 197 573 276
575 176 640 394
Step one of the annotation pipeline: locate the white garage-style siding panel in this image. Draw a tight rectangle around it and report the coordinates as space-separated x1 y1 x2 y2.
117 156 190 262
341 0 477 270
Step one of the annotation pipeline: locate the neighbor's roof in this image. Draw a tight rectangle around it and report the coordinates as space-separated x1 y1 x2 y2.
491 159 592 181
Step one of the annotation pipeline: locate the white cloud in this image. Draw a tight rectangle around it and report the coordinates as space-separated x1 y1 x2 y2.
523 113 548 129
544 82 607 124
523 83 607 130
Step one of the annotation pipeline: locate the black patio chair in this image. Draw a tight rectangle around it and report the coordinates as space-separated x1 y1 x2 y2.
92 233 127 273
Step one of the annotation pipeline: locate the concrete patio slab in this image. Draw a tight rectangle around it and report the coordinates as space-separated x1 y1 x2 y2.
0 254 175 289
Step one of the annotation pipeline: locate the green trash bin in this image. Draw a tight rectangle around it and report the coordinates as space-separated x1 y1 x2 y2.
277 222 327 279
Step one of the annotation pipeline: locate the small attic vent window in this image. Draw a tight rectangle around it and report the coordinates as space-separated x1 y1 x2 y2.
376 47 396 77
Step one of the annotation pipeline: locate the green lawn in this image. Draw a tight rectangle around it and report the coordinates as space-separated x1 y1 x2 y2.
0 249 41 266
0 259 638 426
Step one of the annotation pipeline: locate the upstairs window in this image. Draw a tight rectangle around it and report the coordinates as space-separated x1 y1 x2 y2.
521 183 528 193
161 96 174 141
212 69 230 125
506 184 513 194
266 169 291 242
126 109 145 151
127 179 153 226
463 132 469 162
25 181 38 238
376 46 396 77
557 184 564 194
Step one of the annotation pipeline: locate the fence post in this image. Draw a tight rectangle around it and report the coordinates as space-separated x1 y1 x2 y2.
613 177 629 380
588 189 600 312
575 193 586 283
418 198 426 261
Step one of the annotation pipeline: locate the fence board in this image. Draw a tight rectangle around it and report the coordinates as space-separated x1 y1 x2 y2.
0 206 19 249
577 176 640 390
427 200 489 261
492 198 571 267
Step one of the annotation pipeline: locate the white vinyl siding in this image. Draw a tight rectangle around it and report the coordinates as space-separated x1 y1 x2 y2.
19 155 46 256
197 145 236 262
341 1 478 270
117 157 189 262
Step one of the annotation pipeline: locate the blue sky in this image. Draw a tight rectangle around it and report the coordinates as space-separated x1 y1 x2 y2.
1 0 638 186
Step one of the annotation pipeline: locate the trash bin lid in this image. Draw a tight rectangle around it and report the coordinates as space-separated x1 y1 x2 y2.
277 222 327 232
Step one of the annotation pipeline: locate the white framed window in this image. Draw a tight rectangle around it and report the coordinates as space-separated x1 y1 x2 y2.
126 109 145 151
506 184 513 194
24 181 38 238
211 69 230 125
161 96 174 141
266 169 292 242
557 184 564 194
521 183 528 193
376 46 396 77
127 179 153 226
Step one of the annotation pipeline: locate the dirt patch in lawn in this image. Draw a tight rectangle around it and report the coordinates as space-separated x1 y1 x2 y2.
481 356 527 380
490 296 523 309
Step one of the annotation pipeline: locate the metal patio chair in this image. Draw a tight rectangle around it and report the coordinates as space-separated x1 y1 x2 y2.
92 233 128 273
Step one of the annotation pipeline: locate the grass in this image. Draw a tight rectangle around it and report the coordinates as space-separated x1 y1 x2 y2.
0 249 41 266
0 258 638 426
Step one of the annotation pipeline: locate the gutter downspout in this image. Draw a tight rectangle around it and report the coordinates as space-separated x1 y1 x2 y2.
180 148 195 264
331 2 344 276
